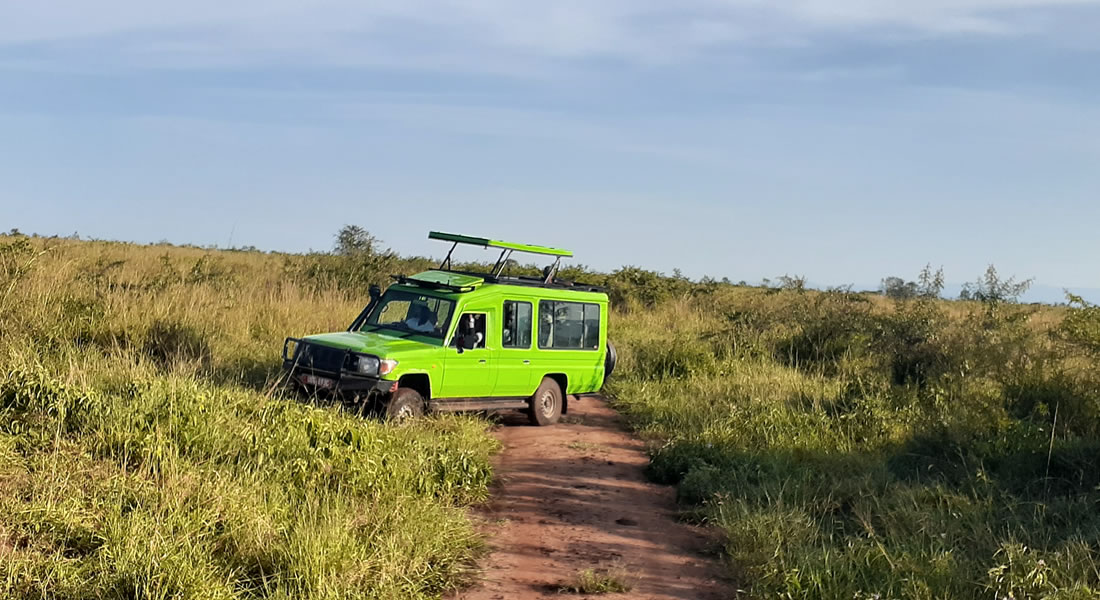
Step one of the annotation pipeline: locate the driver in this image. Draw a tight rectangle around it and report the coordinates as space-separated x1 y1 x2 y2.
459 313 484 348
404 304 437 333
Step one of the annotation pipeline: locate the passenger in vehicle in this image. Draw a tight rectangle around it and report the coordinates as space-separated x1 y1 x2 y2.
502 303 514 346
403 304 437 333
457 313 485 349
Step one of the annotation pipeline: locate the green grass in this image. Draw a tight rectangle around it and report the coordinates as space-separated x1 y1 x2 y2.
564 441 610 454
557 567 632 594
0 236 499 599
608 290 1100 599
4 232 1100 599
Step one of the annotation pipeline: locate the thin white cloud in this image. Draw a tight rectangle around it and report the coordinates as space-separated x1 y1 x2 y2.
0 0 1095 69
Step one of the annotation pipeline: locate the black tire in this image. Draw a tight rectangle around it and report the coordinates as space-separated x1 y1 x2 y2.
604 340 618 380
527 377 563 426
384 388 425 423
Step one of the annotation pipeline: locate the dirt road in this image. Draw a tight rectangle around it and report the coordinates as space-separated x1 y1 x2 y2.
452 395 733 600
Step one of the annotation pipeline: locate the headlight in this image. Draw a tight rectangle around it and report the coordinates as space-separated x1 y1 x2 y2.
283 339 299 360
353 355 380 375
379 359 398 376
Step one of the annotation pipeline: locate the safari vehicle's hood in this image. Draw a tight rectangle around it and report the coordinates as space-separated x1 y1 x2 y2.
302 331 439 358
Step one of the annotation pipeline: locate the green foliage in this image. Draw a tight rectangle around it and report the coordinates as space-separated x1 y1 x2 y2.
333 224 384 257
960 264 1033 304
881 275 918 299
626 339 717 380
608 278 1100 600
605 266 693 307
775 273 808 292
875 291 950 386
0 234 498 600
143 319 213 366
1059 294 1100 356
3 232 1097 600
558 568 632 594
881 265 945 301
282 226 404 294
778 290 875 375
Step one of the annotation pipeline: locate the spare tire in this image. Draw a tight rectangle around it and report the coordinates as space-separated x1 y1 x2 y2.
604 340 618 380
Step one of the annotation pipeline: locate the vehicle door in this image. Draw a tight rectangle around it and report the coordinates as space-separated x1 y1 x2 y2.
495 299 535 396
441 309 499 398
535 299 604 393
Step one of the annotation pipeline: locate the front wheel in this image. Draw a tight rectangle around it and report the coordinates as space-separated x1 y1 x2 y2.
384 388 425 423
527 377 563 426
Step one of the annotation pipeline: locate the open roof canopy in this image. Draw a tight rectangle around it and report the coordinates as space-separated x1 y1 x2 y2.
429 231 573 282
428 231 573 258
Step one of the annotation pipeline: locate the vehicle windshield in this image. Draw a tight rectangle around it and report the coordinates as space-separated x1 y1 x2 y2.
362 289 455 339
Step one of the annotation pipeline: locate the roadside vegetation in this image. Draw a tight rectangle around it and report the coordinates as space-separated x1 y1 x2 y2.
2 228 1098 599
0 232 496 599
609 268 1100 599
558 567 633 594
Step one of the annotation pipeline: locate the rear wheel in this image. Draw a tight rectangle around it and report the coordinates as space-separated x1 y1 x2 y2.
384 388 425 423
604 340 618 380
527 377 563 426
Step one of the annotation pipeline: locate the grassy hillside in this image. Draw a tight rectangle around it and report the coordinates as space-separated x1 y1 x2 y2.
2 232 1099 599
609 284 1100 599
0 235 496 599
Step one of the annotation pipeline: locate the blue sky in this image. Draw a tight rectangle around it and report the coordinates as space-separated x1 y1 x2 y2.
1 1 1098 301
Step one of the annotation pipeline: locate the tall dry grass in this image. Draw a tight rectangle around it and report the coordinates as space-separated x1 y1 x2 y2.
608 285 1100 599
4 232 1100 599
0 235 497 599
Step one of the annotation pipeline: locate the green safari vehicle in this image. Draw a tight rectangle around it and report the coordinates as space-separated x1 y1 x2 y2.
282 232 616 425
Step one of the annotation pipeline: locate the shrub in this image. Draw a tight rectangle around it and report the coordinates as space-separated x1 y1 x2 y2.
1058 294 1100 356
777 291 874 375
606 266 691 308
959 264 1033 304
626 339 717 380
143 319 212 367
875 294 951 386
608 281 1100 600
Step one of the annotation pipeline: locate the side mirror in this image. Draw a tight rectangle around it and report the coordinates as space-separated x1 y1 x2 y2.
369 285 381 300
455 335 465 354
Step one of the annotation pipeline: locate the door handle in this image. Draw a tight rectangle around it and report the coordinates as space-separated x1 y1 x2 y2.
479 359 487 364
522 360 530 364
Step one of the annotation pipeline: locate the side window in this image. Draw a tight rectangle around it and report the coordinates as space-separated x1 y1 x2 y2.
538 301 599 350
453 313 486 349
502 301 532 349
583 304 600 349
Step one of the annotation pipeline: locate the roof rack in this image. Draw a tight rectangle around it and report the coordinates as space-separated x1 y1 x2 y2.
447 270 607 293
392 270 606 294
430 231 572 283
391 272 480 294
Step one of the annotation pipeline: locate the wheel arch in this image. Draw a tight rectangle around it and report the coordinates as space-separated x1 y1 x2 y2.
398 372 432 400
544 373 568 414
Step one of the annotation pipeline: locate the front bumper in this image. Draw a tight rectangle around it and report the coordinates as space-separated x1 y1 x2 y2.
282 337 396 395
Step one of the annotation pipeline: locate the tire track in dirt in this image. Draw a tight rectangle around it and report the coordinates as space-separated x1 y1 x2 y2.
451 395 734 600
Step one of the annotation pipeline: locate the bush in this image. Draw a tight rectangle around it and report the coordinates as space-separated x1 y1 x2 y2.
625 339 717 380
606 266 685 307
875 295 951 386
959 264 1033 304
777 291 874 375
607 282 1100 600
0 235 500 599
1058 294 1100 356
143 319 212 366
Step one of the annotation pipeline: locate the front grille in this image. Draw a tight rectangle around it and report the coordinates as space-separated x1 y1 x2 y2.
297 343 348 373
